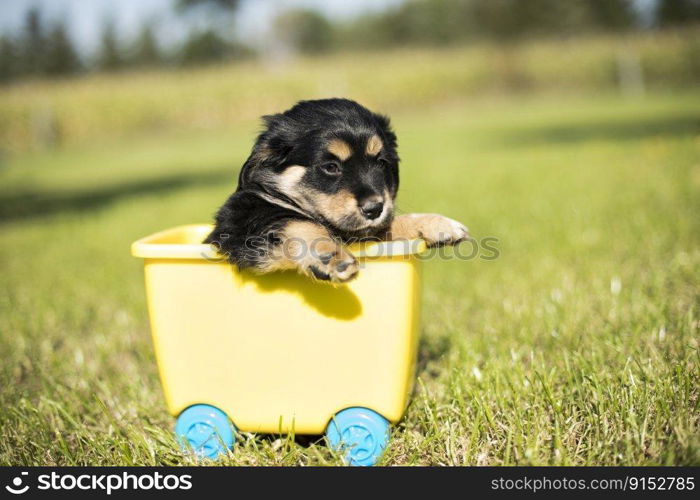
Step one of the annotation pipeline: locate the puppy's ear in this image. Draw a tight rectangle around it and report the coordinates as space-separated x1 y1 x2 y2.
238 113 297 187
371 112 400 195
373 113 398 152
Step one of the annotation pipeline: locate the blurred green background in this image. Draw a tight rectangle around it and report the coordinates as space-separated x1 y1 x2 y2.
0 0 698 465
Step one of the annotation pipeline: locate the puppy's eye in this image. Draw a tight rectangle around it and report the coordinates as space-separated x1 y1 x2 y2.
320 162 341 176
378 158 390 168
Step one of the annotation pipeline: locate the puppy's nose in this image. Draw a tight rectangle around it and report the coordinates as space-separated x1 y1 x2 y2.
360 198 384 220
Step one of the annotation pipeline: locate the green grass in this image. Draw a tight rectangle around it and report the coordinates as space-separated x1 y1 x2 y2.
0 90 698 465
1 26 699 153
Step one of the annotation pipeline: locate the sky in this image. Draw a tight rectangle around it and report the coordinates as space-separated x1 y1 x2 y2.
0 0 405 56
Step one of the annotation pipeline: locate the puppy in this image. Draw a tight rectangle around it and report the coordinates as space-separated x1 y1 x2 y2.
205 98 468 283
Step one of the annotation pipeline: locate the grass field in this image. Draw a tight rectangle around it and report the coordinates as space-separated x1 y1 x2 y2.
0 85 699 465
1 27 699 153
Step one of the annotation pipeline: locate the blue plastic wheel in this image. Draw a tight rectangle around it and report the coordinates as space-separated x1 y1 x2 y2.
326 407 390 466
175 404 235 459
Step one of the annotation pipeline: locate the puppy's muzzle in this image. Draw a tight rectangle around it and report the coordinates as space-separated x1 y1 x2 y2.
359 196 384 220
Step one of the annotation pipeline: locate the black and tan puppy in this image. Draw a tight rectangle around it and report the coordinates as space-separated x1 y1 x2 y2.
205 98 468 283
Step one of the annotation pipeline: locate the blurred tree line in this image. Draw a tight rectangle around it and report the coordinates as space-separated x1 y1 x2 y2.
0 0 251 82
312 0 700 52
1 0 699 83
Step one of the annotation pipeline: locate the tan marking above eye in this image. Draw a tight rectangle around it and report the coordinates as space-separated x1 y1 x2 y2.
327 139 352 161
366 134 383 156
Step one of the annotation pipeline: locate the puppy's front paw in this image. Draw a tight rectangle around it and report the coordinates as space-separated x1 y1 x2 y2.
307 247 359 283
412 214 469 247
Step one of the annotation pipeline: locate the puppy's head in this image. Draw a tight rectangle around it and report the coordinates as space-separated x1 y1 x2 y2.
239 98 399 236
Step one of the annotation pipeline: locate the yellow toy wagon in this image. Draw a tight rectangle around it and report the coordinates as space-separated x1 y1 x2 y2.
132 224 426 466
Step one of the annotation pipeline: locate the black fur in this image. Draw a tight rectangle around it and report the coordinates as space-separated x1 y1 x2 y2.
205 98 400 270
